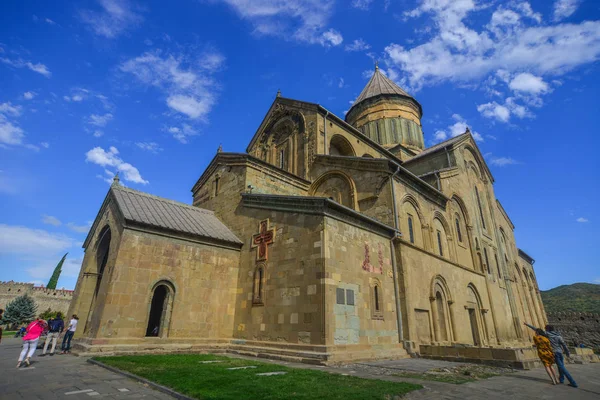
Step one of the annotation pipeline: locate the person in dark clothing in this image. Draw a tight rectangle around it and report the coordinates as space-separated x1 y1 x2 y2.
525 322 578 388
41 313 64 356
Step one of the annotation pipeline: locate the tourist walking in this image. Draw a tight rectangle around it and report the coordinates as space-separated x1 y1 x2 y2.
525 322 578 388
532 328 559 384
41 313 64 356
61 314 79 354
16 318 47 368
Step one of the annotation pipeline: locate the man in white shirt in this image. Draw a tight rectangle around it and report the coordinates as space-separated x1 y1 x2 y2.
60 314 79 354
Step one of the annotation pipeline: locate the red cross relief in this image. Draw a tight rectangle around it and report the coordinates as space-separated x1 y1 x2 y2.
252 219 275 261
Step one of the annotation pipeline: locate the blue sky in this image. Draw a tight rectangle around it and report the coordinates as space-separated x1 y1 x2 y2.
0 0 598 291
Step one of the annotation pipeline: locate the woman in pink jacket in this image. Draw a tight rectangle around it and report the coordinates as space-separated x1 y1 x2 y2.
16 318 47 368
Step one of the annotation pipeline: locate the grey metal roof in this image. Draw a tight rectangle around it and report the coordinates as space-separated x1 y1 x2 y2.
111 185 241 245
404 132 468 163
353 66 413 106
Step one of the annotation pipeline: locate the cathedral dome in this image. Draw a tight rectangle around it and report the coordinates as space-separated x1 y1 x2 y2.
346 65 424 153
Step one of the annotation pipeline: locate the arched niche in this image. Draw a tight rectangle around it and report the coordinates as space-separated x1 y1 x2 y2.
466 284 487 346
329 134 356 157
430 275 454 342
310 171 358 210
145 280 176 338
400 194 425 248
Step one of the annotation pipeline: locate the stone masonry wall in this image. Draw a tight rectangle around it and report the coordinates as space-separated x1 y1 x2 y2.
0 281 73 318
547 312 600 350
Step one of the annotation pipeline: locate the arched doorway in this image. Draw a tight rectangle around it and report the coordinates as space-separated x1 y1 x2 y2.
84 226 111 334
435 292 448 341
146 282 174 337
466 284 486 346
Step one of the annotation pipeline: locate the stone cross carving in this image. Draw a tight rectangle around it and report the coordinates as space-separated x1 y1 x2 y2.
252 219 275 261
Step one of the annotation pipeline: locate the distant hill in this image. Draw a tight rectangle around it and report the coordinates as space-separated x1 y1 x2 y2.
541 283 600 314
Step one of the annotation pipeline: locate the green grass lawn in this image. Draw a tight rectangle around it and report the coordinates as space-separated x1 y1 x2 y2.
96 354 422 400
2 331 16 337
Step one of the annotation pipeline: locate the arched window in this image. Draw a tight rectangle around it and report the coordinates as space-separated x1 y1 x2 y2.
253 264 265 305
279 148 285 169
371 280 383 320
408 215 415 244
455 217 463 243
329 135 356 157
214 176 220 197
475 186 486 229
145 281 175 338
84 225 112 334
495 253 502 278
436 230 444 257
483 247 491 274
477 252 484 273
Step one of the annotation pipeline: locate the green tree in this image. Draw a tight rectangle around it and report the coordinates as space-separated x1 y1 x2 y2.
47 253 67 290
39 308 60 320
1 294 38 326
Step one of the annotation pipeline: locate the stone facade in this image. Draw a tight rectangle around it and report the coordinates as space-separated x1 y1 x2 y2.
0 281 73 317
69 70 550 368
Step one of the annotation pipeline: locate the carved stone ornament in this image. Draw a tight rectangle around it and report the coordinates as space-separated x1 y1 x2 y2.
251 219 276 261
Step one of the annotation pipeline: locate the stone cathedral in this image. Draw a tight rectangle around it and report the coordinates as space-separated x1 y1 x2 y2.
69 66 547 368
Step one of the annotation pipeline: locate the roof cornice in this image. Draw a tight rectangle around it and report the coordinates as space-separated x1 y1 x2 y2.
242 193 398 238
191 152 311 195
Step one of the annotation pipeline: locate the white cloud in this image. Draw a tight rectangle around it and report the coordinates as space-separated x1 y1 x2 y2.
93 130 104 137
345 38 371 52
0 102 22 117
166 95 211 119
85 146 149 184
338 78 345 88
135 141 162 153
27 256 83 282
431 113 482 144
120 49 222 125
0 103 25 146
0 224 75 255
40 142 49 148
23 91 36 100
42 215 62 226
67 222 91 233
79 0 144 38
576 217 589 223
477 102 511 122
88 113 113 127
352 0 375 10
489 156 520 166
0 57 51 77
166 124 197 143
509 72 549 94
215 0 342 46
45 18 56 25
477 97 533 123
553 0 580 21
386 1 600 99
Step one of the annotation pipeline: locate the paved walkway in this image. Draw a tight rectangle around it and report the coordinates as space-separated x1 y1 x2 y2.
1 336 599 399
0 337 172 399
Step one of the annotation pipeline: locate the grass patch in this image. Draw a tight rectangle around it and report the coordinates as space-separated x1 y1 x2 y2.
393 372 475 384
95 354 421 400
3 331 17 336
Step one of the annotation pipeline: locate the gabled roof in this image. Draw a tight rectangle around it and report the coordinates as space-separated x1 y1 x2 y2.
84 183 242 248
405 132 468 162
403 132 495 183
353 66 412 105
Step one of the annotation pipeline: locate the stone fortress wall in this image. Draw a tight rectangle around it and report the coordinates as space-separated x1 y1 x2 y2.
0 281 74 318
547 312 600 350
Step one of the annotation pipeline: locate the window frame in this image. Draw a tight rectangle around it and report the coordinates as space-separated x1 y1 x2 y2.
408 214 415 244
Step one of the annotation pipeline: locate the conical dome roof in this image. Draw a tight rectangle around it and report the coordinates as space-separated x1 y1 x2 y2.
351 65 414 107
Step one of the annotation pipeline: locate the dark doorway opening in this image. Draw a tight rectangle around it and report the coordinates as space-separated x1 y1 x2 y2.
468 308 480 346
146 285 168 337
